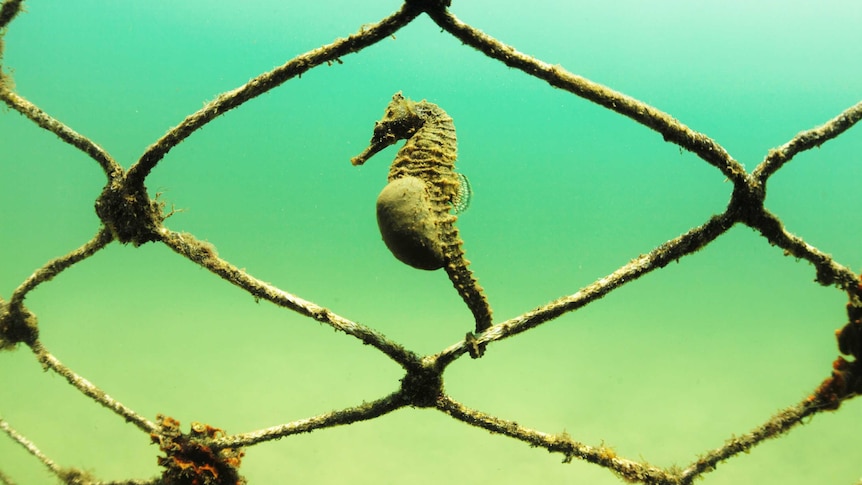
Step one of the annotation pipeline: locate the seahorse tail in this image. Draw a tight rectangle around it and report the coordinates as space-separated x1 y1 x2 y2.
438 219 493 333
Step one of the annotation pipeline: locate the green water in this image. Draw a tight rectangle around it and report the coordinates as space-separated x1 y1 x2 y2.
2 1 861 483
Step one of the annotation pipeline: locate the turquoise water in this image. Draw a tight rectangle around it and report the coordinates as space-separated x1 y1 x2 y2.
1 1 861 483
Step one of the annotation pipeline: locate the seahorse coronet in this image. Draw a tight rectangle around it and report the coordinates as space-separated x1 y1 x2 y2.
352 92 493 335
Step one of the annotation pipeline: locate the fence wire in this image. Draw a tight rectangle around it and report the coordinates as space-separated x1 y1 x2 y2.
2 0 862 484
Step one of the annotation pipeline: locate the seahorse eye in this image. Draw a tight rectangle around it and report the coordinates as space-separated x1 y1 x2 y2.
452 172 472 214
371 122 395 143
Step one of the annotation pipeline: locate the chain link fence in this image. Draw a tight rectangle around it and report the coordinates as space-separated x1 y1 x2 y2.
2 1 862 483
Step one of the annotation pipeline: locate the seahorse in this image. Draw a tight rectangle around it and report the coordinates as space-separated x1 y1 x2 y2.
351 92 492 336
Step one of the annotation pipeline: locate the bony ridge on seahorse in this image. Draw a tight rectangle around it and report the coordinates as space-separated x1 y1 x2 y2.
351 92 492 356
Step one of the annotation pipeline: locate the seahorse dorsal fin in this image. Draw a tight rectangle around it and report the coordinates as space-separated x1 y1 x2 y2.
452 172 472 214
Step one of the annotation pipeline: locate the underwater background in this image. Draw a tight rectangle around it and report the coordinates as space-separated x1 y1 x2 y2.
1 0 861 483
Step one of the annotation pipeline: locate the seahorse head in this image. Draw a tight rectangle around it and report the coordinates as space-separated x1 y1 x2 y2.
351 92 425 166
